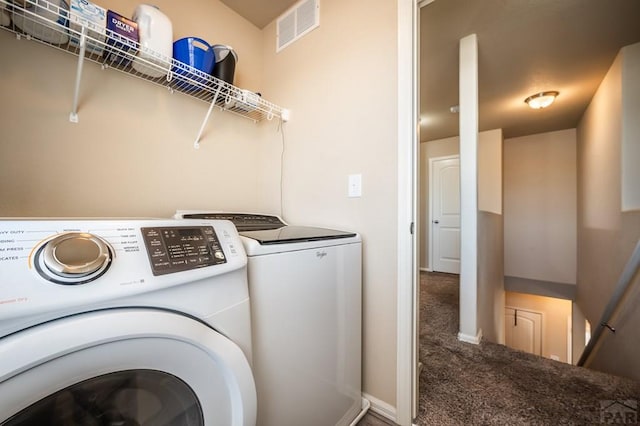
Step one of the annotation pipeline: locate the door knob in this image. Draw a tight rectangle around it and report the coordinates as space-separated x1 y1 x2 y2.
433 220 439 224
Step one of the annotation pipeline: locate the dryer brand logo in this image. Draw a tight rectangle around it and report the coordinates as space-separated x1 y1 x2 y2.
316 251 327 259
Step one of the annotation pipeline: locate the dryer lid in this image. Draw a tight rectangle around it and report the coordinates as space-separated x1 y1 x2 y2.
180 213 286 232
240 226 356 245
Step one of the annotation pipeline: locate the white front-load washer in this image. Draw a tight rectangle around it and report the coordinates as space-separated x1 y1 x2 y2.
0 218 256 425
175 212 363 426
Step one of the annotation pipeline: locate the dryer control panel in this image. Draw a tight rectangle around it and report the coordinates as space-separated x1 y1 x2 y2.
141 226 226 276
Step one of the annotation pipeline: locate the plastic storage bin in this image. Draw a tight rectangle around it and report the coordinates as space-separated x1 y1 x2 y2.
172 37 215 92
12 0 70 45
212 44 237 85
131 4 172 78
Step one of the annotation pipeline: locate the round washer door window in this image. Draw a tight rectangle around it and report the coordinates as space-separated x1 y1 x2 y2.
2 370 203 426
0 310 256 426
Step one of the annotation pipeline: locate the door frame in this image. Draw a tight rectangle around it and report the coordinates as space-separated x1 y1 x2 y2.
428 154 460 272
396 0 419 424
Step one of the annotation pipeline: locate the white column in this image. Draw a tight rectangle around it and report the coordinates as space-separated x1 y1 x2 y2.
458 33 481 344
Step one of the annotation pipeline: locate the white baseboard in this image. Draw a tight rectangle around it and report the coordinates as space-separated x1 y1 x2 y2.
458 328 483 345
419 267 432 272
363 392 397 423
348 398 371 426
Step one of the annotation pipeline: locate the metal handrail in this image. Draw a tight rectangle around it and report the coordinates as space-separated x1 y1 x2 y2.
577 239 640 366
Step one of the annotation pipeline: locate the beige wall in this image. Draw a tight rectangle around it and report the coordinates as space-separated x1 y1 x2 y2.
478 129 503 215
478 211 504 343
505 292 572 363
504 129 577 285
477 129 504 343
0 0 267 217
0 0 403 409
577 43 640 380
260 0 399 406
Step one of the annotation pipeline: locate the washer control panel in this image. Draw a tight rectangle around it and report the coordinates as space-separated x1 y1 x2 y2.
141 226 226 276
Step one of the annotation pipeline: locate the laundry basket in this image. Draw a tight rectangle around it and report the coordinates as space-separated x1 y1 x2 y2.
172 37 215 92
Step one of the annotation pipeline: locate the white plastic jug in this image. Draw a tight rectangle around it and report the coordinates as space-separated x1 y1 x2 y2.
132 4 172 78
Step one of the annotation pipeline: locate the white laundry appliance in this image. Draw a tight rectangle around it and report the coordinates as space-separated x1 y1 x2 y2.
0 218 256 425
176 212 364 426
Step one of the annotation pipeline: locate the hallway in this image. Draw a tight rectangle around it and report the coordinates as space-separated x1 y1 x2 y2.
360 272 640 425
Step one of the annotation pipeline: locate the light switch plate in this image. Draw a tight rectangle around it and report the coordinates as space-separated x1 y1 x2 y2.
348 174 362 197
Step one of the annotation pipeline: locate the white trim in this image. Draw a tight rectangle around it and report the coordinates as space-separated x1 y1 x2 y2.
396 0 418 425
347 398 371 426
420 267 432 272
567 314 573 365
458 328 483 345
417 0 436 7
363 392 397 423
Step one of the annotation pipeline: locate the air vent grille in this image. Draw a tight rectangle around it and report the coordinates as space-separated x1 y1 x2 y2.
277 0 320 52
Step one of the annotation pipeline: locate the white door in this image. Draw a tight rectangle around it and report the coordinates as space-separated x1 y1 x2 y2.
505 307 542 356
0 310 256 425
430 156 461 274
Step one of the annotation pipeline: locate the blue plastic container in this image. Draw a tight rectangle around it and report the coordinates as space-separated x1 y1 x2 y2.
172 37 215 92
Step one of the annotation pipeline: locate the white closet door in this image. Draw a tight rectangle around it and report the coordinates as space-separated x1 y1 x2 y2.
505 307 542 356
430 156 461 274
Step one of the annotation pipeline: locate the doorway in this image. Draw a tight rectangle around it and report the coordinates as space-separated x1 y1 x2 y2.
429 155 460 274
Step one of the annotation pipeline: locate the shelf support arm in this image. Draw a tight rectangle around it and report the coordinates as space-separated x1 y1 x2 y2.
194 86 222 149
69 26 88 123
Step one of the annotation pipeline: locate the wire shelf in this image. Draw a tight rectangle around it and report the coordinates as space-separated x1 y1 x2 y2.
0 0 288 144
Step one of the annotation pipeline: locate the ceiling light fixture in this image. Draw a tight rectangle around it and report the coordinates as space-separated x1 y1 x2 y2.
525 91 559 109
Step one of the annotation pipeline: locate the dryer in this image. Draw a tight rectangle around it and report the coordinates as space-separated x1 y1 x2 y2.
176 212 363 426
0 218 256 425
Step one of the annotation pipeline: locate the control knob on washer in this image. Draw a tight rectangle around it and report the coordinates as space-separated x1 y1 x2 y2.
36 232 113 284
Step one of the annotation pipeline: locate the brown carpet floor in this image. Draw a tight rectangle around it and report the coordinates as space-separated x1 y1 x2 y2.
359 272 640 426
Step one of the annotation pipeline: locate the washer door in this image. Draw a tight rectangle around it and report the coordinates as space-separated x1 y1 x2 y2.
0 309 256 426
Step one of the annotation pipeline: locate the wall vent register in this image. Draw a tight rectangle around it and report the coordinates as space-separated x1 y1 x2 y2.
276 0 319 52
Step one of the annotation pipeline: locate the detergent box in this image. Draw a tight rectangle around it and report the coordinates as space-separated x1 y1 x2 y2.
69 0 107 55
103 10 139 67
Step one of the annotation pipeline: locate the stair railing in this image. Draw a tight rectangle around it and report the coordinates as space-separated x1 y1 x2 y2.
577 239 640 367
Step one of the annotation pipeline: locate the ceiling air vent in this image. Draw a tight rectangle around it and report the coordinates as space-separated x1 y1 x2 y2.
276 0 319 52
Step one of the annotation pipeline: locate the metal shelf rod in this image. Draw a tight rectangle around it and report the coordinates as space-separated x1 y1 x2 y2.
194 86 222 149
69 26 87 123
